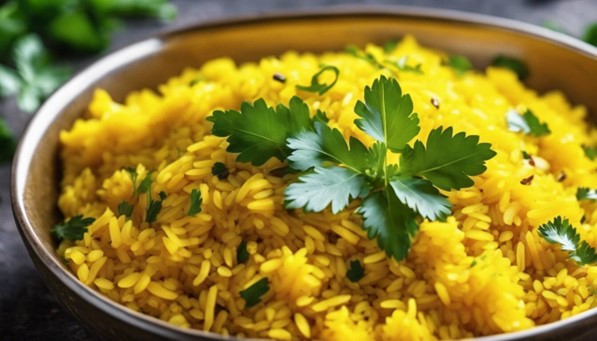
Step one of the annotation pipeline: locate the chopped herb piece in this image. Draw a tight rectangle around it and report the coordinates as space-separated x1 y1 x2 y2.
117 201 134 218
237 241 249 264
0 118 16 163
346 260 364 282
345 45 382 69
399 126 497 190
354 76 420 152
491 55 529 80
521 151 536 166
507 109 550 137
211 162 228 179
430 97 440 109
272 72 286 83
384 39 398 53
296 65 339 95
446 55 472 74
189 76 203 86
583 145 597 160
187 189 202 216
542 20 566 34
137 171 152 194
520 175 534 185
577 187 597 201
385 56 423 74
240 277 269 308
538 216 597 265
146 194 164 223
208 96 312 166
470 259 478 268
51 215 95 242
583 23 597 47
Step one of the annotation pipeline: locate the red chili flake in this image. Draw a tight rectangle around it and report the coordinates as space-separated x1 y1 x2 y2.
273 73 287 83
430 97 440 109
520 175 534 185
557 171 567 182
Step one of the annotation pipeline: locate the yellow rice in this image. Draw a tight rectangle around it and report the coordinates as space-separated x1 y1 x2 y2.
56 36 597 339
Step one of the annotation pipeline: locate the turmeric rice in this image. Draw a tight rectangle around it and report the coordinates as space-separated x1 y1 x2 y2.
56 36 597 339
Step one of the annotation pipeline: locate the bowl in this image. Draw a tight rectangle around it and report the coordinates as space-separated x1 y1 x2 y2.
11 6 597 341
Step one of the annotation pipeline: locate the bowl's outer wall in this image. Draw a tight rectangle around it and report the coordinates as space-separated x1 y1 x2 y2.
12 10 597 341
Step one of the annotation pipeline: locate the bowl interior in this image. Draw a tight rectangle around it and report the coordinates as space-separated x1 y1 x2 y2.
12 7 597 341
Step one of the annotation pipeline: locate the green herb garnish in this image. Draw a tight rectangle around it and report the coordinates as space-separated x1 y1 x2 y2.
211 162 229 179
583 145 597 161
240 277 269 308
385 56 423 74
0 118 16 163
117 201 134 218
507 109 550 137
446 55 473 75
577 187 597 201
296 65 339 95
237 241 249 264
211 76 496 260
51 215 95 241
137 172 165 223
346 260 364 282
538 216 597 265
491 55 529 80
187 189 202 216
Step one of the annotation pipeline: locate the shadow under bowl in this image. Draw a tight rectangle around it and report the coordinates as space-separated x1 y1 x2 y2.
11 6 597 341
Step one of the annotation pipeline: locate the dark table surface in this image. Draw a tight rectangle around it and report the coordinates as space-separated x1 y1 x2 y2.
1 0 596 340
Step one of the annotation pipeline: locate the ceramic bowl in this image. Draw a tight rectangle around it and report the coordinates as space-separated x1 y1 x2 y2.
11 6 597 341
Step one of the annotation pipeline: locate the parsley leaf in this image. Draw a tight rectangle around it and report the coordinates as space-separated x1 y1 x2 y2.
354 75 420 152
146 191 166 223
287 122 369 173
0 117 16 163
285 166 371 214
187 189 202 216
583 145 597 160
346 260 364 282
345 45 383 69
446 55 472 74
208 96 312 166
125 167 139 195
240 277 269 308
296 65 339 95
491 55 529 80
211 162 228 179
117 201 134 218
577 187 597 201
237 241 249 264
357 188 419 260
399 126 496 190
137 171 152 194
51 215 95 241
507 109 551 137
389 177 451 220
538 216 597 265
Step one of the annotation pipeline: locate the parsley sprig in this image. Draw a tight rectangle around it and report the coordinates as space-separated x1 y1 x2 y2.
240 277 269 308
51 215 95 241
538 216 597 265
210 75 496 260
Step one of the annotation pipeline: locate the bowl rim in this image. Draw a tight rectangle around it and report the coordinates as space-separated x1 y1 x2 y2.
10 5 597 340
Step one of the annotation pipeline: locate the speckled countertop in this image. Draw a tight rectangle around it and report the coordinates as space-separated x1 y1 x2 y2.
1 0 595 339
